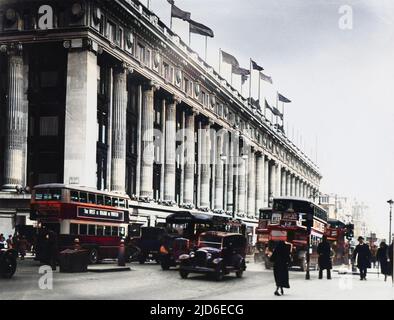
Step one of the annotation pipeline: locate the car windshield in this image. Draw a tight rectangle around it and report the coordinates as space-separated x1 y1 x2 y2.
198 235 222 249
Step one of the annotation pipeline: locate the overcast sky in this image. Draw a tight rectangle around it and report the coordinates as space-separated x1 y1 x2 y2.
144 0 394 238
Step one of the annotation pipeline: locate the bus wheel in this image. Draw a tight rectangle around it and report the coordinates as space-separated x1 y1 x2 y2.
88 248 99 264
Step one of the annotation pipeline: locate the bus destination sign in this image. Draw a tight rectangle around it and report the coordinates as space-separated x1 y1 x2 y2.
77 207 124 222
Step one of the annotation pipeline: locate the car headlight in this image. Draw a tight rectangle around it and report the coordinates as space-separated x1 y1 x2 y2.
207 253 212 260
190 252 195 258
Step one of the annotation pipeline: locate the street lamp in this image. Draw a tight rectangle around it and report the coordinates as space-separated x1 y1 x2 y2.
387 199 393 246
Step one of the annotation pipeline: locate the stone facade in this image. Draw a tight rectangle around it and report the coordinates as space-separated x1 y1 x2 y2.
0 0 321 236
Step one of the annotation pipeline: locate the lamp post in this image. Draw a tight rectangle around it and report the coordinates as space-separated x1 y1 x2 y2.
387 199 393 285
387 199 393 246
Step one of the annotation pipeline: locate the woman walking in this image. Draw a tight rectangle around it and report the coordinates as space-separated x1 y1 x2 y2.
269 241 291 296
376 242 390 281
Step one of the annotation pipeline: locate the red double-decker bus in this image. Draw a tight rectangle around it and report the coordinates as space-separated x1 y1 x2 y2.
325 219 348 265
30 184 131 264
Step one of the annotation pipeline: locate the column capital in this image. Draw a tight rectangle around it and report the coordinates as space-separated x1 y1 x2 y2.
166 95 182 105
0 42 23 56
143 80 160 92
114 62 134 75
63 38 103 55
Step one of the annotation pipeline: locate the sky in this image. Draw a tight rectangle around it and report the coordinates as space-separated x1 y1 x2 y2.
143 0 394 238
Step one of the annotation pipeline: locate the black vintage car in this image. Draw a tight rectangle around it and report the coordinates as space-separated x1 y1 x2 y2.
0 248 17 278
132 227 166 264
179 231 247 281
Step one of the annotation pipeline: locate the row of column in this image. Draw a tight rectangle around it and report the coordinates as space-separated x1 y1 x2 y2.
1 46 320 212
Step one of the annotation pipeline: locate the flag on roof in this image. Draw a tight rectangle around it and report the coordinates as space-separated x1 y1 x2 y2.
260 72 273 84
251 59 264 71
189 19 214 38
221 50 239 67
278 92 291 103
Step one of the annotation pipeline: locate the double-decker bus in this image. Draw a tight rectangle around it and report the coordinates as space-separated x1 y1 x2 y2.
254 208 272 262
30 184 131 264
325 219 348 265
259 197 328 270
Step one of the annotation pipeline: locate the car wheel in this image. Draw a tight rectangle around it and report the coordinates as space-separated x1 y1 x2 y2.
236 270 243 278
180 270 189 279
1 255 17 279
89 248 99 265
214 263 224 281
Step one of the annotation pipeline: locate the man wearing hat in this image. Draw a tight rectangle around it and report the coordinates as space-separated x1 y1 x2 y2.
352 236 372 280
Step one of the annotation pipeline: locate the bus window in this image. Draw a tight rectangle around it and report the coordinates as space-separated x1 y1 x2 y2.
70 223 78 235
97 195 104 205
105 196 112 206
112 198 119 207
51 189 62 200
80 192 88 203
119 227 125 237
118 198 125 208
70 191 79 202
112 226 119 236
104 226 111 236
88 224 96 236
88 193 96 204
79 224 87 235
35 190 44 200
97 225 104 236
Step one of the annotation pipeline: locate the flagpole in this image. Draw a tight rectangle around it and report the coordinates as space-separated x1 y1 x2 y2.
248 59 252 106
205 36 208 61
189 29 191 46
219 48 221 76
170 16 173 30
258 71 261 107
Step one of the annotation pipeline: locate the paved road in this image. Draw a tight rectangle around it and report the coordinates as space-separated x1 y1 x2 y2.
0 258 393 300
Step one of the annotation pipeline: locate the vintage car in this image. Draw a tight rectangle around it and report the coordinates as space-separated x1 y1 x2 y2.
159 235 190 270
0 248 17 278
132 227 166 264
179 231 247 281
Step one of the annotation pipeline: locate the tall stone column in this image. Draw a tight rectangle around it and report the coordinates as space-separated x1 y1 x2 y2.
237 150 246 215
264 156 269 207
214 129 224 210
2 46 28 191
163 96 178 202
226 133 235 213
294 177 299 197
199 121 210 208
286 171 291 196
291 174 296 197
183 110 195 206
111 67 127 193
269 161 276 203
281 169 286 196
276 163 282 197
140 81 157 199
255 152 265 211
64 49 97 187
247 148 256 217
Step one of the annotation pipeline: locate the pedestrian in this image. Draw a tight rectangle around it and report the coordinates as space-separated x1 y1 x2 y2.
6 235 13 249
317 235 332 279
376 242 390 281
269 241 291 296
47 230 58 271
352 236 371 280
388 241 393 281
0 234 6 249
18 235 28 260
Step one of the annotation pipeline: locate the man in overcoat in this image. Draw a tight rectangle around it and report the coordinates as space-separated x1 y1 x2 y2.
317 235 332 279
352 236 371 280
